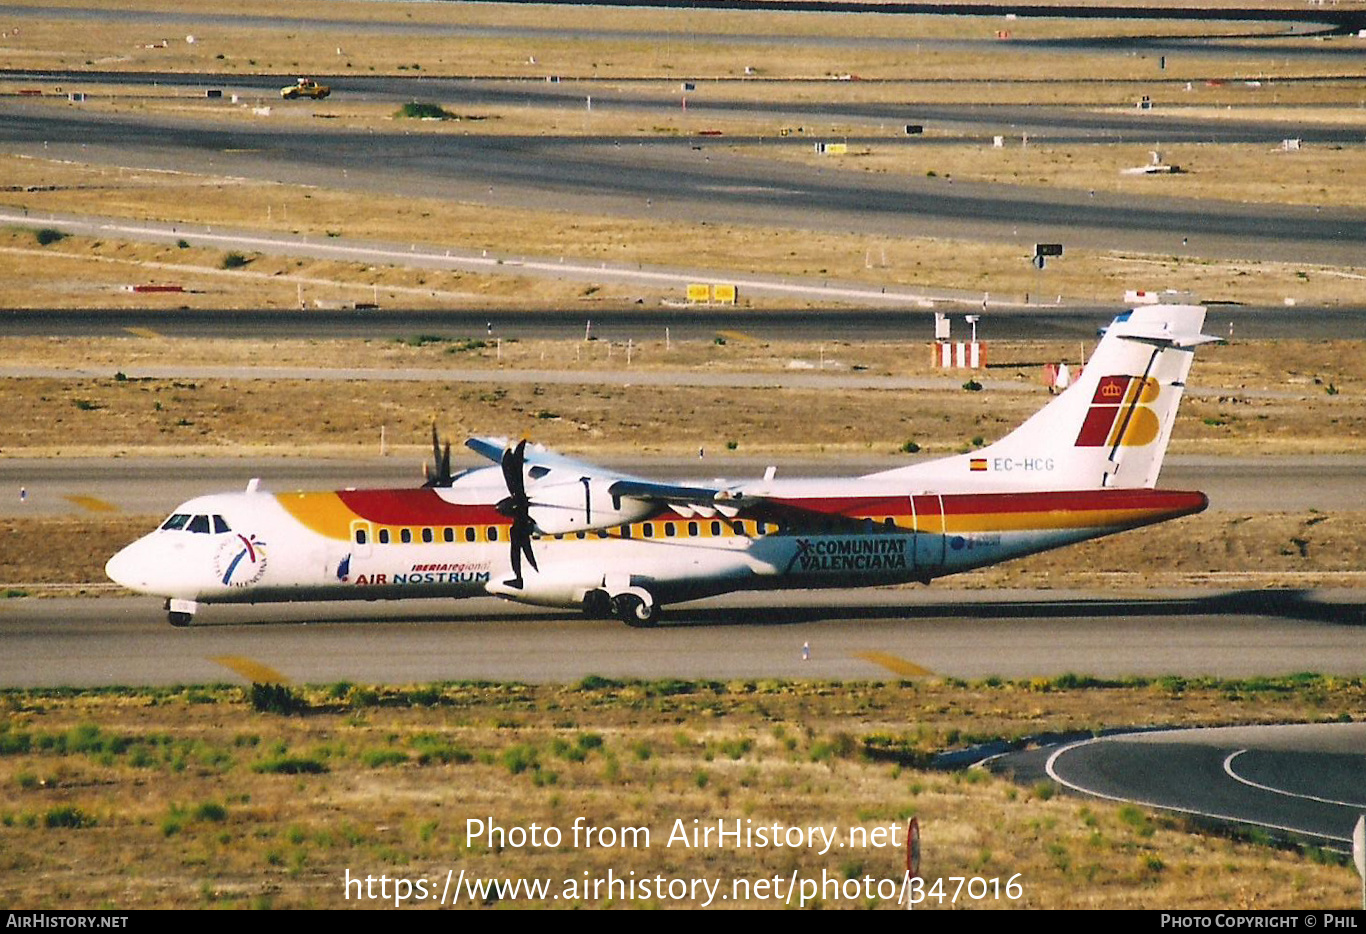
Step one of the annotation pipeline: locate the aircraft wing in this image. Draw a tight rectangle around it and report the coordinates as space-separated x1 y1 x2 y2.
604 479 724 507
467 436 767 517
464 436 625 478
467 435 726 506
465 436 868 528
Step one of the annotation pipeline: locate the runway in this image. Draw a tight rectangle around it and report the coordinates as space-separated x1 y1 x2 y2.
988 722 1366 848
1 587 1364 688
1 455 1362 517
3 99 1364 266
6 302 1366 341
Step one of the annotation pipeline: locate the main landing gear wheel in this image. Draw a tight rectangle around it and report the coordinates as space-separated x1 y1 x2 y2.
582 589 613 619
612 593 659 628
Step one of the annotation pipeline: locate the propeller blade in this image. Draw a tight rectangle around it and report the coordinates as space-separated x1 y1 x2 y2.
501 439 528 502
508 529 523 587
424 423 455 488
499 439 535 586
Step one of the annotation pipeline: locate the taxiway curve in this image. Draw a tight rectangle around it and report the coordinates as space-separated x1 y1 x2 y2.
989 722 1366 848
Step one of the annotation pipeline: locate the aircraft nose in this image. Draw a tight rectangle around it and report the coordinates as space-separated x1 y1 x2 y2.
106 539 167 594
104 543 139 590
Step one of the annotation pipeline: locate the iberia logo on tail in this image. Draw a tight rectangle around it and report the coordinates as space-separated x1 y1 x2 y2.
1074 376 1161 447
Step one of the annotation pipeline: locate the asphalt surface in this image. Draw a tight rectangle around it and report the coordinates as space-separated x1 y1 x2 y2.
4 99 1365 266
2 588 1364 688
988 722 1366 848
5 303 1366 340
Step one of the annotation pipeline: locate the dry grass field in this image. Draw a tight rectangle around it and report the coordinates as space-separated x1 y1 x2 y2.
0 677 1360 909
746 140 1366 210
0 335 1360 459
4 0 1355 83
4 211 1364 312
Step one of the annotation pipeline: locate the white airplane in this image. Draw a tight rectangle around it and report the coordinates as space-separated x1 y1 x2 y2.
106 304 1217 628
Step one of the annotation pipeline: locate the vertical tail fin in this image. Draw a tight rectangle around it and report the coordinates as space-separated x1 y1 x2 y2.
867 304 1219 490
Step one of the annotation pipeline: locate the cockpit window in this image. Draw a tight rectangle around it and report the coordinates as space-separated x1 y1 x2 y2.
213 515 231 534
161 514 192 531
187 515 211 534
529 466 551 480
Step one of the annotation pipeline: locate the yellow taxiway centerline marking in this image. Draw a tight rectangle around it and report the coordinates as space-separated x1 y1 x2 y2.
715 329 756 343
211 655 291 684
123 326 163 338
63 495 117 512
855 651 935 678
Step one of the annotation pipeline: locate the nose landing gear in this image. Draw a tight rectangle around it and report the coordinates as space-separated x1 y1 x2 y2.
165 598 198 628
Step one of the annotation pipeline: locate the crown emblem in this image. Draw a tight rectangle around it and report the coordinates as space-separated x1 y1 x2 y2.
1100 382 1123 399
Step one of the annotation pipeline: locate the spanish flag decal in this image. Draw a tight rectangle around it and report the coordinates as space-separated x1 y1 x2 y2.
970 458 988 471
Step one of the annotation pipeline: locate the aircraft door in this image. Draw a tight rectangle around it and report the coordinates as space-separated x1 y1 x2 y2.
910 494 945 570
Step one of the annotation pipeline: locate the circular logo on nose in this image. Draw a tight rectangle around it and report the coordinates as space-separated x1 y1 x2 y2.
214 533 268 587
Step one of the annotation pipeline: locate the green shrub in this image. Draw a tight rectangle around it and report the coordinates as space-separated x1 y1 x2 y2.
34 228 66 246
502 744 539 775
252 756 328 775
193 801 228 822
395 102 454 120
361 749 409 768
221 251 250 269
247 683 306 715
44 805 91 829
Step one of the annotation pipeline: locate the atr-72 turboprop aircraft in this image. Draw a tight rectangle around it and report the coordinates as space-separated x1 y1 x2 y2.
106 305 1216 627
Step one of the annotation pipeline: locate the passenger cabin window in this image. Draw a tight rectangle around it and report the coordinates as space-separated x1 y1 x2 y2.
488 527 499 542
213 515 231 534
422 528 434 544
378 529 390 544
443 528 454 543
187 515 211 534
464 528 476 543
161 514 191 531
401 529 413 544
710 521 722 537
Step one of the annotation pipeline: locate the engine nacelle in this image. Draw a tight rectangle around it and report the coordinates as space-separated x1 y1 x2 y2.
526 477 654 534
